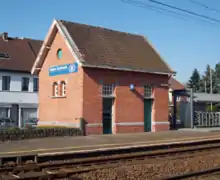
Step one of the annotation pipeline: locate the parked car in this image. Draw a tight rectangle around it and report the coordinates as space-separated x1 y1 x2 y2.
24 118 38 129
0 117 17 130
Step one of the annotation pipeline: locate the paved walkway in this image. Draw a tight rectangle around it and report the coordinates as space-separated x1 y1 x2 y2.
178 127 220 132
0 131 220 157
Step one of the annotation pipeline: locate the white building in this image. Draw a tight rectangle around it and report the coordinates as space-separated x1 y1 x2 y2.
0 32 42 127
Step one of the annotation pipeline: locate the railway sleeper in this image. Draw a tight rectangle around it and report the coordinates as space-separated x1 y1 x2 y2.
1 143 220 171
3 143 220 179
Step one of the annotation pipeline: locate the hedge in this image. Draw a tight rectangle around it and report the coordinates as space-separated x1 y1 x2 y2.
0 127 83 141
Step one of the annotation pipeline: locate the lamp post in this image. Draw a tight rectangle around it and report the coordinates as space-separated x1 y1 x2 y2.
210 67 213 112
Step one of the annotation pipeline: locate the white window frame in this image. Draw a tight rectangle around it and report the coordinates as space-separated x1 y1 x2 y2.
53 82 59 97
21 77 29 92
144 84 152 98
102 84 115 97
2 76 10 91
33 78 39 92
61 81 66 97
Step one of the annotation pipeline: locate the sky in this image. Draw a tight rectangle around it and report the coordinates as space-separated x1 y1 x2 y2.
1 0 220 83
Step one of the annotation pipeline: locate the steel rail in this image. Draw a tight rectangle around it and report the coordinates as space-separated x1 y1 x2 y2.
162 166 220 180
38 143 220 168
2 136 220 169
1 142 220 173
2 143 220 179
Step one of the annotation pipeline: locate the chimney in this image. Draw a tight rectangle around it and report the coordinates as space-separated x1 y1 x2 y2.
2 32 8 41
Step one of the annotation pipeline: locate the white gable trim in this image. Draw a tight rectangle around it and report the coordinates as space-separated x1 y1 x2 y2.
31 19 57 74
31 19 83 75
56 20 83 66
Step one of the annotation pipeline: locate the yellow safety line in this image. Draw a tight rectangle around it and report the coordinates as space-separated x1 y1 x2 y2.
1 134 220 155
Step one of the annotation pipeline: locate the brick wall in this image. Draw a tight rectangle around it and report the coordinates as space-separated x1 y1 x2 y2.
83 68 169 134
38 30 83 126
38 30 170 134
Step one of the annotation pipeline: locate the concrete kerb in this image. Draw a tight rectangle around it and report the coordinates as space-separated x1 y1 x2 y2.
0 135 220 165
1 135 220 159
38 135 220 157
0 154 39 166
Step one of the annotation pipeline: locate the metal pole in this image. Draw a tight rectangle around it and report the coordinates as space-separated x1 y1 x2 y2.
205 81 207 93
190 88 194 128
210 67 213 112
173 94 177 130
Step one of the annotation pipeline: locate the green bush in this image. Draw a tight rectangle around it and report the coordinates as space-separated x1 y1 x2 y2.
37 126 67 129
0 127 82 141
206 105 217 112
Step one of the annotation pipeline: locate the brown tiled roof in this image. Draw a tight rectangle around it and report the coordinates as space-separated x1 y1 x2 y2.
60 20 175 74
26 38 43 57
169 77 185 90
0 35 42 73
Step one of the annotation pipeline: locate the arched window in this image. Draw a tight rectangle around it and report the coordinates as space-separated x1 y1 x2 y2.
57 49 62 59
60 81 66 96
52 82 58 97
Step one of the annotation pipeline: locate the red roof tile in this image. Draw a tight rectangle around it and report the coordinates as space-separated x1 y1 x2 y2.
0 35 42 73
60 20 175 74
169 77 185 90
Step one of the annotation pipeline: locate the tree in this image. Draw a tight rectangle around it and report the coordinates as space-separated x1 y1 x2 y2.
214 63 220 93
215 63 220 78
187 68 201 92
200 64 217 93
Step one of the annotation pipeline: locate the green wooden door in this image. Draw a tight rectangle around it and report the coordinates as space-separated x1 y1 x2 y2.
102 98 113 134
144 99 152 132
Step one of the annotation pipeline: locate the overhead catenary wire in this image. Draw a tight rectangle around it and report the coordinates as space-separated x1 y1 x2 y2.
188 0 220 14
121 0 192 21
147 0 220 23
120 0 220 27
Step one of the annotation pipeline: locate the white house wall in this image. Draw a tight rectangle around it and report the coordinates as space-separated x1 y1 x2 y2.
0 72 38 105
0 91 38 104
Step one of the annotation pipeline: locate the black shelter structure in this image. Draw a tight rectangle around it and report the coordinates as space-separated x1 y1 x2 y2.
171 89 193 129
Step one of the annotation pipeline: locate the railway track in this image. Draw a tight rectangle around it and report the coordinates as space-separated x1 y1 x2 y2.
2 136 220 168
163 166 220 180
1 142 220 180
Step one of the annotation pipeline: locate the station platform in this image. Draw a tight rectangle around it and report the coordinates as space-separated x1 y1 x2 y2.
178 127 220 132
0 130 220 157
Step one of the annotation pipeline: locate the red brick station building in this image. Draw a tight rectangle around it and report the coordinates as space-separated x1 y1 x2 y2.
31 19 175 135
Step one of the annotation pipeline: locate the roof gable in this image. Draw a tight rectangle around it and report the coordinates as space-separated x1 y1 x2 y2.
32 19 175 75
169 77 185 90
0 35 42 73
26 39 42 57
31 19 83 74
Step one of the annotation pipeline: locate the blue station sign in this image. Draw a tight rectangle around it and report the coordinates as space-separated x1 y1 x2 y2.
49 62 78 76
